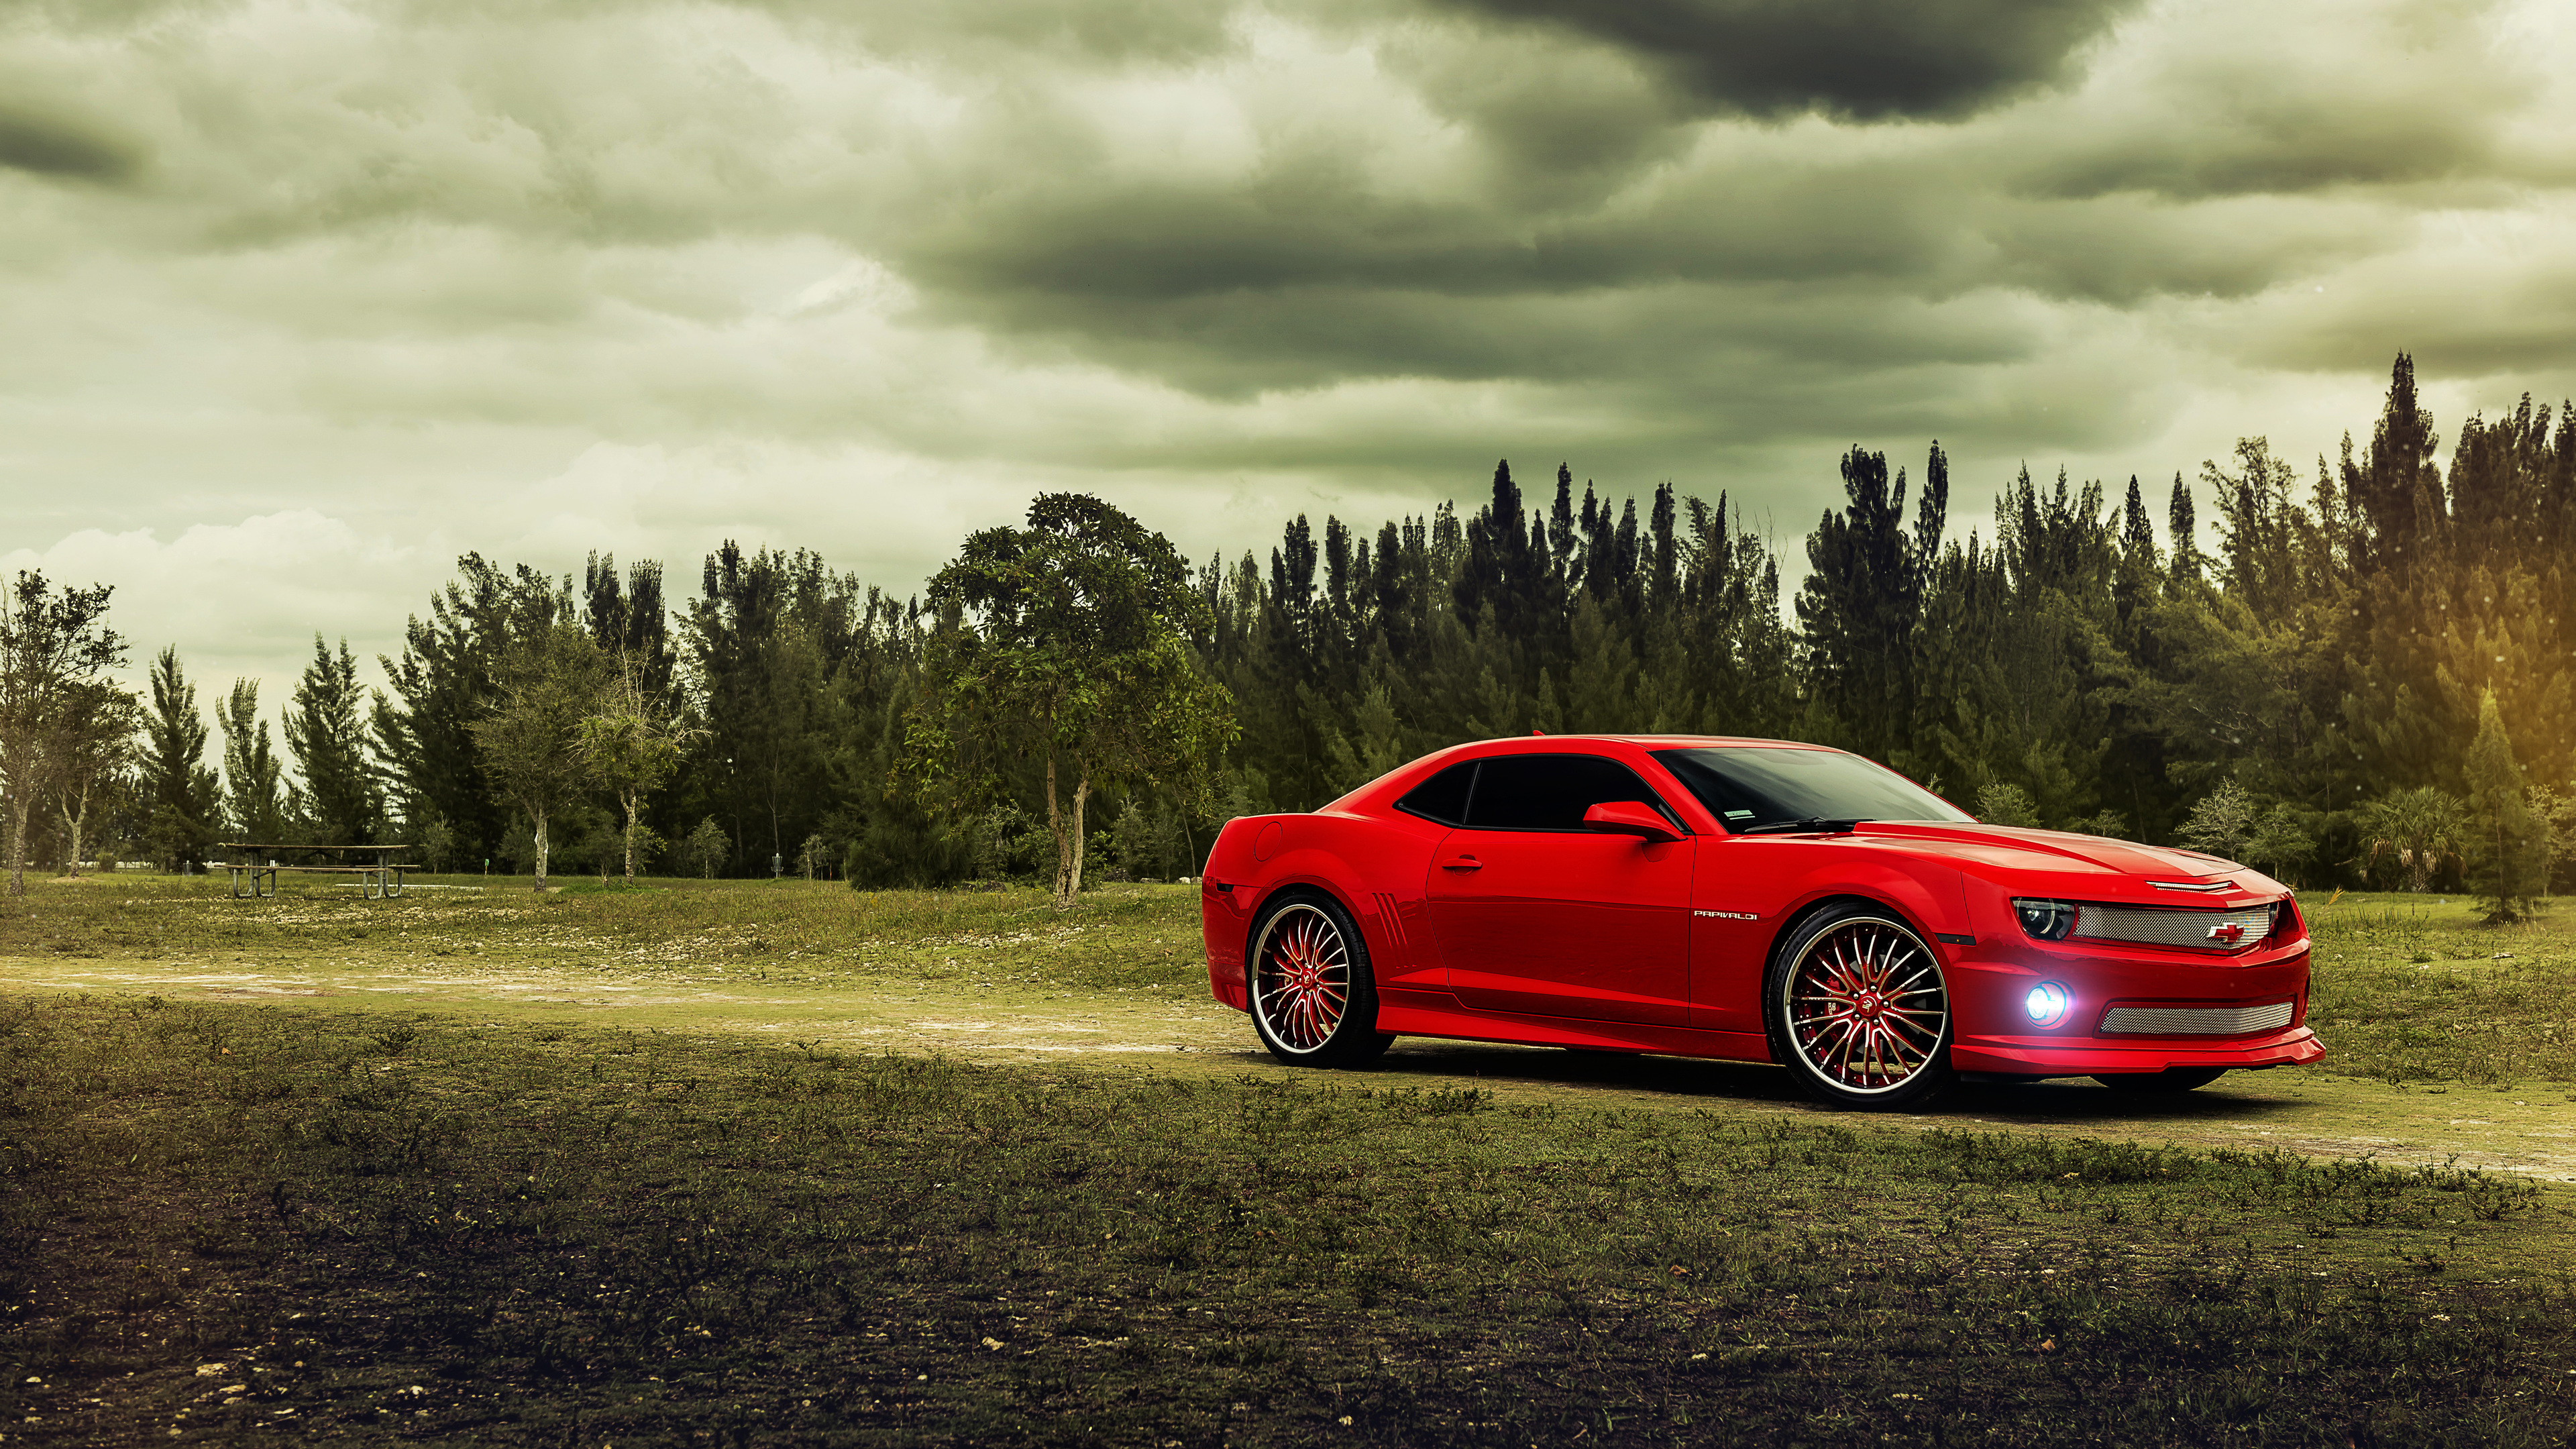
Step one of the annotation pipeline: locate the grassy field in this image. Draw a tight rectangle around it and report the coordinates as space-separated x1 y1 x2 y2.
2302 891 2576 1087
1 876 2572 1446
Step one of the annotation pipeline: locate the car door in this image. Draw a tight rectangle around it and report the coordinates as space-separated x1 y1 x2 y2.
1685 835 1799 1034
1424 753 1695 1026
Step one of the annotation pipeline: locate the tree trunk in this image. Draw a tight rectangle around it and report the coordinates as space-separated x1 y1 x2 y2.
621 790 638 885
1067 765 1091 902
534 807 550 892
1045 754 1071 910
57 783 87 878
5 794 25 897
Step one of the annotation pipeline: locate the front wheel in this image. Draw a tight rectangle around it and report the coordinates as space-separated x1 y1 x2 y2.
1763 903 1955 1110
2094 1067 2226 1092
1247 891 1393 1069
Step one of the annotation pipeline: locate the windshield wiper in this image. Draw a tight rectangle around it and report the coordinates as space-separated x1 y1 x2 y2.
1734 817 1865 835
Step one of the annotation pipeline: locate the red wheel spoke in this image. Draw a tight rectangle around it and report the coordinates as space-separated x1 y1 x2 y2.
1255 904 1354 1055
1783 919 1947 1095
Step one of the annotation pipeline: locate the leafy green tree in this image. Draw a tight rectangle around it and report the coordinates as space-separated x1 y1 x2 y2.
910 494 1238 911
2243 804 2317 884
378 556 567 862
470 620 607 890
219 678 288 841
577 655 697 885
1975 781 2039 828
2067 809 2129 838
52 679 139 875
137 647 219 875
284 636 384 845
416 814 458 873
2463 691 2548 922
0 572 129 893
681 816 730 879
2177 779 2259 863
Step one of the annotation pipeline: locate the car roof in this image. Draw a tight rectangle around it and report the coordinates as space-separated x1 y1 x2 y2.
1459 735 1832 750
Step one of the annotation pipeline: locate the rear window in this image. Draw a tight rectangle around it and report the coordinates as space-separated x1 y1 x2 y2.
1394 761 1477 825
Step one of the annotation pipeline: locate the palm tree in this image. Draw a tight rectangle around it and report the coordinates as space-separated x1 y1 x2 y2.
2357 786 2467 892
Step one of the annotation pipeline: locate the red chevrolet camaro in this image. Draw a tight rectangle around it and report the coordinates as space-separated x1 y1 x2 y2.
1198 735 2321 1109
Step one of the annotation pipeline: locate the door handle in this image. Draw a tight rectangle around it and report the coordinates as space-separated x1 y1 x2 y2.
1438 853 1483 871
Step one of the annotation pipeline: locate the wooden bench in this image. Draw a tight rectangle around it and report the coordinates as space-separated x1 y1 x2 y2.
220 843 416 900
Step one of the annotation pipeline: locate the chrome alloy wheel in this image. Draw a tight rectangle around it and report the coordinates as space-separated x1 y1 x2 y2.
1781 916 1949 1095
1251 902 1351 1054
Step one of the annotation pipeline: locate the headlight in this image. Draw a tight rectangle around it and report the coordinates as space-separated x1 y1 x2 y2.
2012 898 2078 941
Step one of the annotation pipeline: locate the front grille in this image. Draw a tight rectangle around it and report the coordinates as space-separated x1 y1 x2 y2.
2075 903 2273 953
2098 1002 2296 1036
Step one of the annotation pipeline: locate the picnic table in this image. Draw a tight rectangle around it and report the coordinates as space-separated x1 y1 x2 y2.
220 843 415 900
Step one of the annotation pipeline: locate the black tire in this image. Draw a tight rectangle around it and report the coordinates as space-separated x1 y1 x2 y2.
1763 901 1956 1110
2093 1067 2227 1092
1246 890 1393 1069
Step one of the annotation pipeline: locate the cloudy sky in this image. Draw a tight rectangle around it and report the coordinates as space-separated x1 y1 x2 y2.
6 0 2576 735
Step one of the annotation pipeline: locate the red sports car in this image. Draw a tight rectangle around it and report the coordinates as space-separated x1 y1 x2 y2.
1198 735 2320 1108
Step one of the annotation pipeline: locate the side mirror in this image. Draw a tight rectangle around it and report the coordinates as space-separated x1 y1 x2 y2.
1582 800 1683 844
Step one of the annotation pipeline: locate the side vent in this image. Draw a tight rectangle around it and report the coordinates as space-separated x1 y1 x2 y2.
1373 892 1409 971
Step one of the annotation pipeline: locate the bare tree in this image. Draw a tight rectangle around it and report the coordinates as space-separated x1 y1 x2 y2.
0 572 127 896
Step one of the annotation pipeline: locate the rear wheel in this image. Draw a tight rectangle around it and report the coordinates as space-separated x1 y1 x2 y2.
2093 1067 2227 1092
1247 891 1393 1069
1764 902 1955 1110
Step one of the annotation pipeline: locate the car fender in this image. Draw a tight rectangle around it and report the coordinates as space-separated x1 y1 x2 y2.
1201 811 1444 1011
1760 853 1971 971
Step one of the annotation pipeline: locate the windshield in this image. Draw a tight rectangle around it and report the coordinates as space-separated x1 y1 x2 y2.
1651 746 1971 831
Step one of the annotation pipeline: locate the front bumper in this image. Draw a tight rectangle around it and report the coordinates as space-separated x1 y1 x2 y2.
1943 920 2319 1078
1951 1025 2322 1076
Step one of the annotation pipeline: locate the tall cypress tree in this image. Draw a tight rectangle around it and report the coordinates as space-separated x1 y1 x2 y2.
2463 691 2546 922
138 647 219 870
286 636 384 845
219 678 288 841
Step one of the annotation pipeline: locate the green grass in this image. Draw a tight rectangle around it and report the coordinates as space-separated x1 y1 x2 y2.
2304 892 2576 1086
0 871 1208 994
3 880 2575 1444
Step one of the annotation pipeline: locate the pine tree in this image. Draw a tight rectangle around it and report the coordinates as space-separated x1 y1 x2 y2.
285 635 384 845
137 647 219 872
2165 472 2201 587
2463 690 2547 922
1797 445 1929 763
219 678 288 841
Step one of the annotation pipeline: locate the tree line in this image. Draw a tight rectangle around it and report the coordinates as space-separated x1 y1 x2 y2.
4 355 2568 916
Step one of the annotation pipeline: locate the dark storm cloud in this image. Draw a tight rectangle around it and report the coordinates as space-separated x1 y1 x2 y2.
2002 0 2536 199
0 99 144 181
1434 0 2143 119
915 280 2037 402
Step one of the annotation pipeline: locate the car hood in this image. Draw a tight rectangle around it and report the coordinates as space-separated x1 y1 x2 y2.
1849 822 2281 902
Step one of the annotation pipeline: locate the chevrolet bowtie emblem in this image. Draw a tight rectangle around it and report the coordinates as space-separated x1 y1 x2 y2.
2206 922 2248 945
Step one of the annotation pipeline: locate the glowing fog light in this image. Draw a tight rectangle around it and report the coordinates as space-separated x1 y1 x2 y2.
2025 981 2071 1028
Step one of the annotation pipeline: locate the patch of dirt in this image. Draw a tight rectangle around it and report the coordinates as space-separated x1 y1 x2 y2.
7 951 2571 1181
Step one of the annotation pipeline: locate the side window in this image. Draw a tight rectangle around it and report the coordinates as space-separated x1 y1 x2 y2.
1463 754 1680 832
1395 761 1479 825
